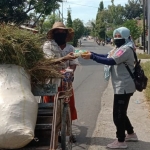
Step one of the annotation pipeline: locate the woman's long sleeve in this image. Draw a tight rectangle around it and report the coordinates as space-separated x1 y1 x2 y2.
90 53 116 65
91 52 108 57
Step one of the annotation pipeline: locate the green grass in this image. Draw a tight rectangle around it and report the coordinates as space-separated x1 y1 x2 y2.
137 53 150 103
141 62 150 101
137 53 150 59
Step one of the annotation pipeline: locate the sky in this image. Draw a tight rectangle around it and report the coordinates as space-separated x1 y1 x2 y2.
59 0 129 24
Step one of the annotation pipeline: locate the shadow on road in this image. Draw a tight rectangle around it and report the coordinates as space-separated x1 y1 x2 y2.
80 44 98 48
78 57 104 66
90 137 150 150
72 124 150 150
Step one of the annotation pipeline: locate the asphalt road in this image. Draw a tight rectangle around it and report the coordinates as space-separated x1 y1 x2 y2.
72 39 111 150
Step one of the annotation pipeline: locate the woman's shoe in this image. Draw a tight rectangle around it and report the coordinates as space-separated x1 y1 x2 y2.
107 140 127 149
125 133 138 142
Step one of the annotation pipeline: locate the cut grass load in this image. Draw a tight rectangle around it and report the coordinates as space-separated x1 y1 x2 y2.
0 24 62 83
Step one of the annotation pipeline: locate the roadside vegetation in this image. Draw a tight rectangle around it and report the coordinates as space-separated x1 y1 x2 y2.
137 53 150 59
138 54 150 104
141 62 150 102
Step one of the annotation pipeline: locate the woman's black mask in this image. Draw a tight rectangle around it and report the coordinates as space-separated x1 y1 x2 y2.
53 32 67 46
114 39 125 48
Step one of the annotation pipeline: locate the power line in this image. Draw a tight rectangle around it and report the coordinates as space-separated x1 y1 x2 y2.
65 0 128 8
67 5 72 12
66 2 99 8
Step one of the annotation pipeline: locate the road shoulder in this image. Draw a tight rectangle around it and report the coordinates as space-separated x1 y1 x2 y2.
88 80 150 150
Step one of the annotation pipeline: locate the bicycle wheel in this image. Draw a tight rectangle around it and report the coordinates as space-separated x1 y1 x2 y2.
61 103 72 150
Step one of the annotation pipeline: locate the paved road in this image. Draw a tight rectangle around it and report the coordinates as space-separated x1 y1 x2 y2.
72 40 111 150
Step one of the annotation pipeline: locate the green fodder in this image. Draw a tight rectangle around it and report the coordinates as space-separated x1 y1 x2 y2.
0 24 44 69
28 59 63 83
0 24 62 83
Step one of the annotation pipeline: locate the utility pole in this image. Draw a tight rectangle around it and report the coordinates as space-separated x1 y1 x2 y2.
58 9 61 21
53 10 55 23
145 0 148 52
142 0 146 53
62 1 63 23
62 0 67 23
67 5 72 12
147 0 150 54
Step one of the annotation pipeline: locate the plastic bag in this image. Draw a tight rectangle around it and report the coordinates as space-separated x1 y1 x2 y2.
73 49 87 57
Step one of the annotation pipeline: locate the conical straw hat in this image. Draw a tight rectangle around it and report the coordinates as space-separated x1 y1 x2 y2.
47 22 74 42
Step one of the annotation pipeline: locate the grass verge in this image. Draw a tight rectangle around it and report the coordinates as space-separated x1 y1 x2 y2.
141 61 150 102
137 53 150 59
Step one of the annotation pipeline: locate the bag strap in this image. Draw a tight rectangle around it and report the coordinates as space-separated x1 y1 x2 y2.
128 46 138 63
123 46 137 80
124 62 135 80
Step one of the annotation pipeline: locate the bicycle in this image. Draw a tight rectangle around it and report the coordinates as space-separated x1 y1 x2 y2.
22 69 74 150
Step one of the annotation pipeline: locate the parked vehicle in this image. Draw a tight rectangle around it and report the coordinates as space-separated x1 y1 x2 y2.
83 37 86 41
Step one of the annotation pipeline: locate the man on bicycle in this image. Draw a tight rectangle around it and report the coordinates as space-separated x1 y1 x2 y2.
43 22 78 142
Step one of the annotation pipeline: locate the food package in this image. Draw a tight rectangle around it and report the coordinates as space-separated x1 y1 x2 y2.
60 68 73 82
0 64 38 149
73 49 88 57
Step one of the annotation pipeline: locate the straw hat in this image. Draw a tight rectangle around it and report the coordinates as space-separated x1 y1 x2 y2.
47 22 74 42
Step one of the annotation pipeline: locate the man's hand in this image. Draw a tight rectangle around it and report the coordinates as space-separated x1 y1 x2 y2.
63 52 77 60
81 52 91 59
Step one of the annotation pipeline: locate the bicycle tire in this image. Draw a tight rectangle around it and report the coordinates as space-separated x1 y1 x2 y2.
61 103 72 150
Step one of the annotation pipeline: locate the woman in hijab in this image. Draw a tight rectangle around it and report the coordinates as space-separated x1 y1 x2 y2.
81 27 138 149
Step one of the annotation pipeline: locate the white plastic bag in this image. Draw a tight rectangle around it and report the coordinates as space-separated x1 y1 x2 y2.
0 64 38 149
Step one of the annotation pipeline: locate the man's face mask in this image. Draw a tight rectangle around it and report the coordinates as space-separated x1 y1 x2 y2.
114 39 125 48
53 32 67 46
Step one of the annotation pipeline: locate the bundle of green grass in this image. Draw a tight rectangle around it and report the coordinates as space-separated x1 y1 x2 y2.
0 24 62 83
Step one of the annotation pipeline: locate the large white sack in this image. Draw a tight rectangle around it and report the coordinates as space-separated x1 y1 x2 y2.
0 64 38 149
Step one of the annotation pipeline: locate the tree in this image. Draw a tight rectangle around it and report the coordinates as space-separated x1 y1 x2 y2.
83 27 91 36
107 3 125 25
123 19 142 41
66 10 72 28
0 0 62 24
99 1 104 12
84 20 96 37
89 21 96 37
95 0 127 40
72 19 84 46
96 1 104 23
85 19 95 28
95 1 106 40
0 0 28 23
96 22 106 40
41 14 60 34
124 0 143 20
106 29 114 38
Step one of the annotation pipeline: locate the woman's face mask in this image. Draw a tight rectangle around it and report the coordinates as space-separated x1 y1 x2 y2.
114 39 125 48
53 32 67 46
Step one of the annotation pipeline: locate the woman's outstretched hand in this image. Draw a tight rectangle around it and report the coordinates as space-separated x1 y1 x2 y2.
81 51 91 59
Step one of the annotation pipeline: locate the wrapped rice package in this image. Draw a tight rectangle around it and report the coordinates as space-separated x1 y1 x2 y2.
73 49 88 57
